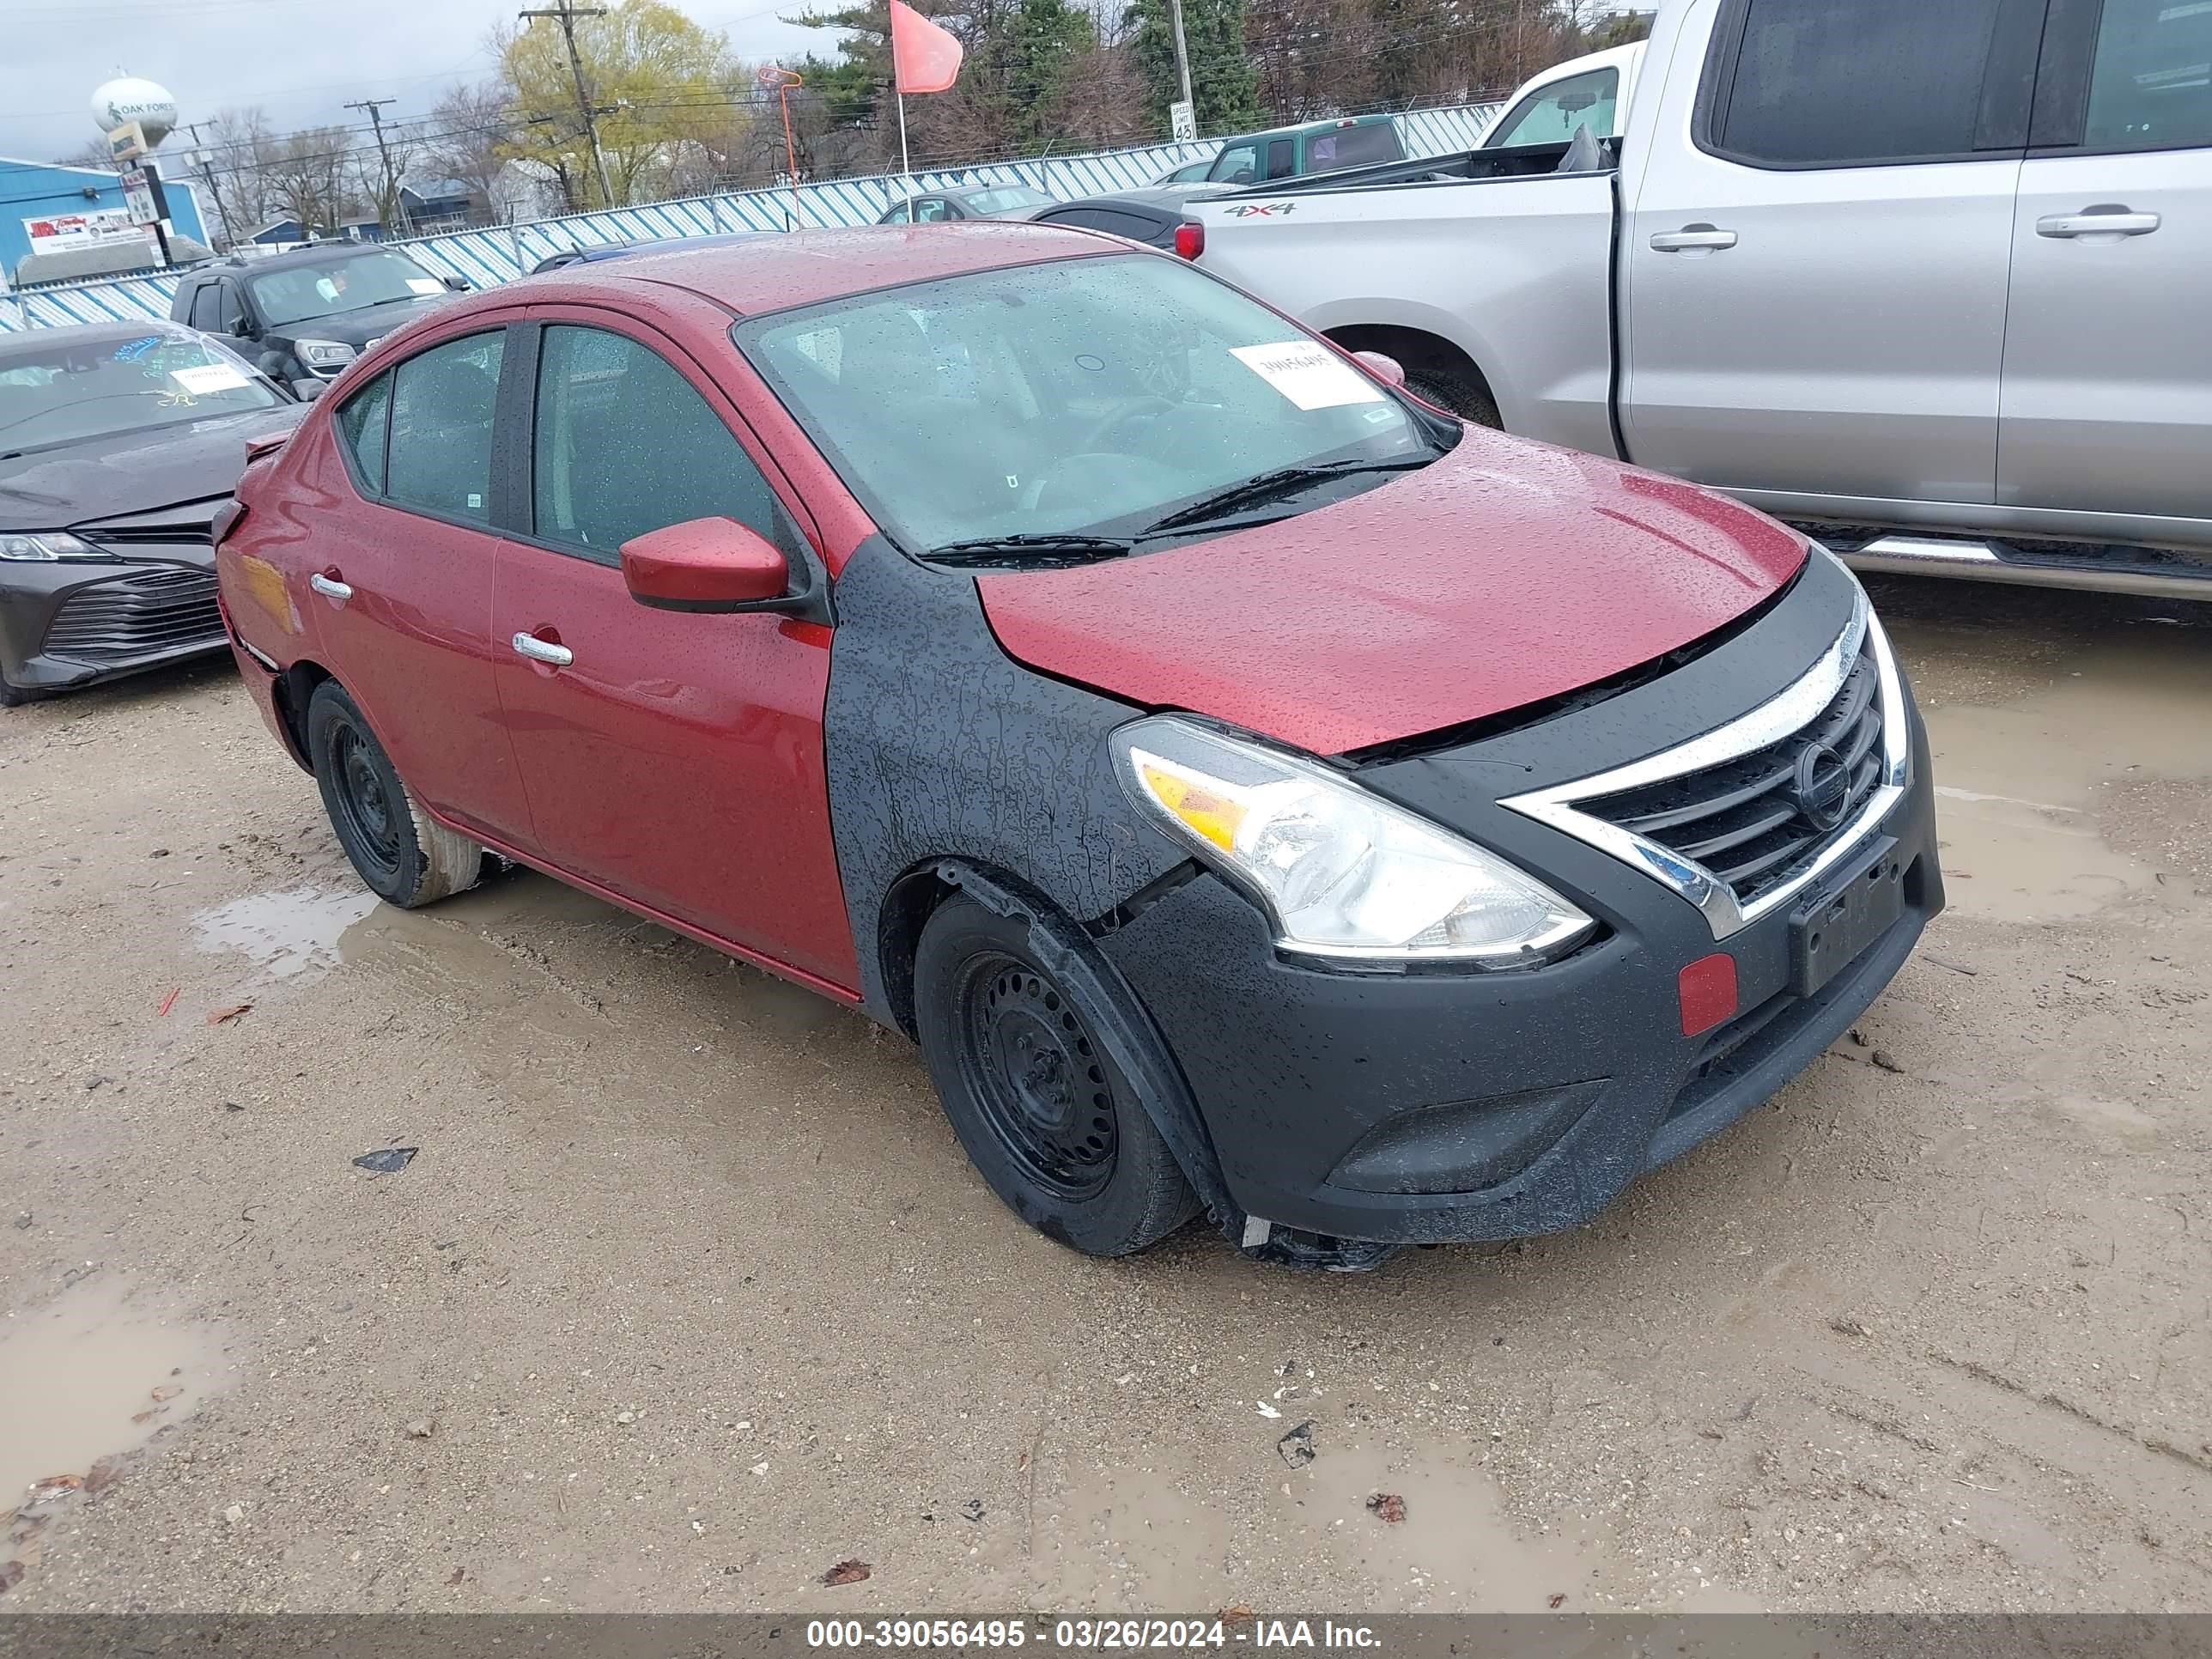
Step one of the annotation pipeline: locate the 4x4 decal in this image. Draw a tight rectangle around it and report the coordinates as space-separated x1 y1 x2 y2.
1224 203 1297 218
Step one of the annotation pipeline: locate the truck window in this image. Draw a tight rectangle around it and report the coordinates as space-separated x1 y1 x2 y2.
1265 139 1296 178
1310 123 1403 167
1489 68 1621 147
2081 0 2212 153
1713 0 2011 166
1211 143 1261 184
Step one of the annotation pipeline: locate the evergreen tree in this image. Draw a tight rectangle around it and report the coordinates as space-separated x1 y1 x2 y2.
1126 0 1265 137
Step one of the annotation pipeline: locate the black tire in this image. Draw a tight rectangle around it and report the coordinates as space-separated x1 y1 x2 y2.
305 680 483 908
0 667 28 708
1405 366 1501 429
912 896 1199 1256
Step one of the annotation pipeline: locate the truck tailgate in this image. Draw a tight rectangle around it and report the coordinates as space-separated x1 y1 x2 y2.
1193 171 1619 456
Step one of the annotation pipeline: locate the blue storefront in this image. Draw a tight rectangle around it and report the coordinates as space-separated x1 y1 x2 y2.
0 157 209 286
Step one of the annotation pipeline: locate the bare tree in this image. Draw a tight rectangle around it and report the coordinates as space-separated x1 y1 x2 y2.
258 126 363 239
54 137 118 170
419 79 520 210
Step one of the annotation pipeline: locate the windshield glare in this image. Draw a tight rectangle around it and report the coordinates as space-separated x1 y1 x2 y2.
739 255 1441 556
0 331 282 454
248 251 447 326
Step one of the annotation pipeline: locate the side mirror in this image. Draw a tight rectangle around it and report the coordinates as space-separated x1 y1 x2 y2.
621 517 808 615
230 317 256 339
291 379 325 402
1352 349 1407 390
442 274 471 293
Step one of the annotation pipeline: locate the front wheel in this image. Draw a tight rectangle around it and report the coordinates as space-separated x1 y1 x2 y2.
306 680 484 908
1404 366 1500 429
912 896 1198 1256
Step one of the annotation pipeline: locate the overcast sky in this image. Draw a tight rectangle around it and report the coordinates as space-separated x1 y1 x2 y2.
0 0 832 166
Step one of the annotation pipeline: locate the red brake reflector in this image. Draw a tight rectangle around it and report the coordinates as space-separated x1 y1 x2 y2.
1173 222 1205 261
1678 952 1739 1038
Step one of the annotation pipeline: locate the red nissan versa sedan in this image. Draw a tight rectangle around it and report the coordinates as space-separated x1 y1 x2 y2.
214 227 1940 1269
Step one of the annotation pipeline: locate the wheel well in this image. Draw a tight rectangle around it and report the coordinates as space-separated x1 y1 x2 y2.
271 659 332 773
1324 325 1496 412
877 864 962 1036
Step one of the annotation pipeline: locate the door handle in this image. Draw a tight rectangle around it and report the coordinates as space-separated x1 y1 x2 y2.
1650 226 1737 252
511 631 574 668
2037 208 2160 239
308 572 352 603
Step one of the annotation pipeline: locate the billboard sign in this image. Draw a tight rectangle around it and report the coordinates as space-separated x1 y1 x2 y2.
23 208 152 251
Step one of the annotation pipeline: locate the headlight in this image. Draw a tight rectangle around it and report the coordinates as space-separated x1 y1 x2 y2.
0 532 98 562
294 339 357 371
1111 715 1595 965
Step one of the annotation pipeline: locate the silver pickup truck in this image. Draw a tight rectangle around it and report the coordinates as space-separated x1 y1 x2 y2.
1192 0 2212 598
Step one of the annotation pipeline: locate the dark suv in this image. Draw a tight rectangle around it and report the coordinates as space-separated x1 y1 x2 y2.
170 245 468 398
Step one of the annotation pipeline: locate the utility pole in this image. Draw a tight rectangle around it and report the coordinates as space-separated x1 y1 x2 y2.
343 97 401 234
519 1 614 208
1166 0 1196 137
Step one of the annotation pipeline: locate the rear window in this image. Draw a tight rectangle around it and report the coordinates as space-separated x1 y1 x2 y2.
1714 0 2010 166
1307 123 1402 169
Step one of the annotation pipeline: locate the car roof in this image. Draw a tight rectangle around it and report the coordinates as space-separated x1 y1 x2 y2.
516 223 1119 317
0 318 193 358
213 242 411 272
1042 184 1240 211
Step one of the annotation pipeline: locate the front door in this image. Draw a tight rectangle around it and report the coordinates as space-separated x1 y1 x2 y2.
1996 0 2212 533
489 318 857 992
1622 0 2036 512
309 327 538 850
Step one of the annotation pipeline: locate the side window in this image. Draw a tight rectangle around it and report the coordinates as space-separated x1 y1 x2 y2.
386 331 504 523
335 370 392 495
1211 143 1259 183
215 284 244 335
1716 0 2011 166
913 198 951 222
881 201 912 224
1490 68 1621 148
1265 138 1296 178
531 325 790 559
2081 0 2212 153
186 284 222 331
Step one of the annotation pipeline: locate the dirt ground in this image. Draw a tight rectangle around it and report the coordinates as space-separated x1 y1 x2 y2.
2 576 2208 1615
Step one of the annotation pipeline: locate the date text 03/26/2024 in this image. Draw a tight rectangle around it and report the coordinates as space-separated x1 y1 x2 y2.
805 1621 1383 1650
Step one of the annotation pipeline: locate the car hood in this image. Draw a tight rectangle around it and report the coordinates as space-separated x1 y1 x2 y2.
0 404 307 532
976 431 1808 755
278 294 453 347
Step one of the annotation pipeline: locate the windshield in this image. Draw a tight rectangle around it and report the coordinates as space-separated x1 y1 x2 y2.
0 330 283 455
963 185 1052 215
1486 65 1621 147
738 253 1446 558
247 250 448 326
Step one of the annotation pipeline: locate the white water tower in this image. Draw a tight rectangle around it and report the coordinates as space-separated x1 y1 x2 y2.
92 76 179 149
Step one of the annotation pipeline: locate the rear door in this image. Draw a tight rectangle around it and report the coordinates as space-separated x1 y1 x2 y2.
1996 0 2212 538
310 326 538 849
489 313 857 990
1622 0 2044 512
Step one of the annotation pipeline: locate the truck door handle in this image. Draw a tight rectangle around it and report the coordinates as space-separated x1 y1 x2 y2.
2037 208 2160 240
511 631 574 668
308 572 352 604
1650 226 1737 252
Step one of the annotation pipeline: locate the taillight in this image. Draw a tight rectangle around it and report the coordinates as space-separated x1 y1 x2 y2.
1173 222 1205 261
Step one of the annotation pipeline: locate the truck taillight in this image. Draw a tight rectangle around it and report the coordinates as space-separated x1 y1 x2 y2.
1173 222 1204 260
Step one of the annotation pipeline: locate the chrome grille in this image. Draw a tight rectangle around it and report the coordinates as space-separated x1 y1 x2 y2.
43 568 224 665
1577 641 1883 909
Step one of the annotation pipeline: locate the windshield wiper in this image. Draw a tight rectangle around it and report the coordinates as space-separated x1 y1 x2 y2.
926 533 1135 568
1138 455 1431 539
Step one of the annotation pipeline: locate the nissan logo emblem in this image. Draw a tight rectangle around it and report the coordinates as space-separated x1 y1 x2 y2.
1790 741 1852 832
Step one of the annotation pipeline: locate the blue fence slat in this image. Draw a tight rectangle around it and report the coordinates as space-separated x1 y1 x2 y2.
3 102 1498 332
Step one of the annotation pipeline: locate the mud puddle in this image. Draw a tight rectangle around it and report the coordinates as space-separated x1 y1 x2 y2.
1900 628 2212 923
0 1279 227 1504
190 884 380 981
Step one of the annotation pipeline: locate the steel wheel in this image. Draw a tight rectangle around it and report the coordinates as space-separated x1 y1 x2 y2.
956 951 1119 1201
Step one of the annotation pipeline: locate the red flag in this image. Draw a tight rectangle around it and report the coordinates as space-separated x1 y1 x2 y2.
890 0 963 94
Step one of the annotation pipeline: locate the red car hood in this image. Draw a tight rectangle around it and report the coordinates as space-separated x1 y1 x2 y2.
977 432 1807 755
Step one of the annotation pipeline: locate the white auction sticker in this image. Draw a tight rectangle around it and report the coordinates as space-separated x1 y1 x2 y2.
169 362 250 395
405 277 444 295
1230 340 1384 411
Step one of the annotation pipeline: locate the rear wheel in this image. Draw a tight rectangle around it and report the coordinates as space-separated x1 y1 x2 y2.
912 896 1198 1256
306 680 483 908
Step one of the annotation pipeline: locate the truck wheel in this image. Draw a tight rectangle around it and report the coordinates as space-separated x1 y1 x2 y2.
306 681 484 908
1406 367 1500 429
912 896 1199 1256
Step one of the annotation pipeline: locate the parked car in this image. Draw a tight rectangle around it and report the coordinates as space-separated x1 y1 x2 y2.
1192 0 2212 598
1193 114 1406 185
877 184 1056 224
528 232 766 275
170 244 471 398
0 321 303 706
1152 155 1218 185
216 228 1939 1267
1029 183 1241 250
1480 43 1644 149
